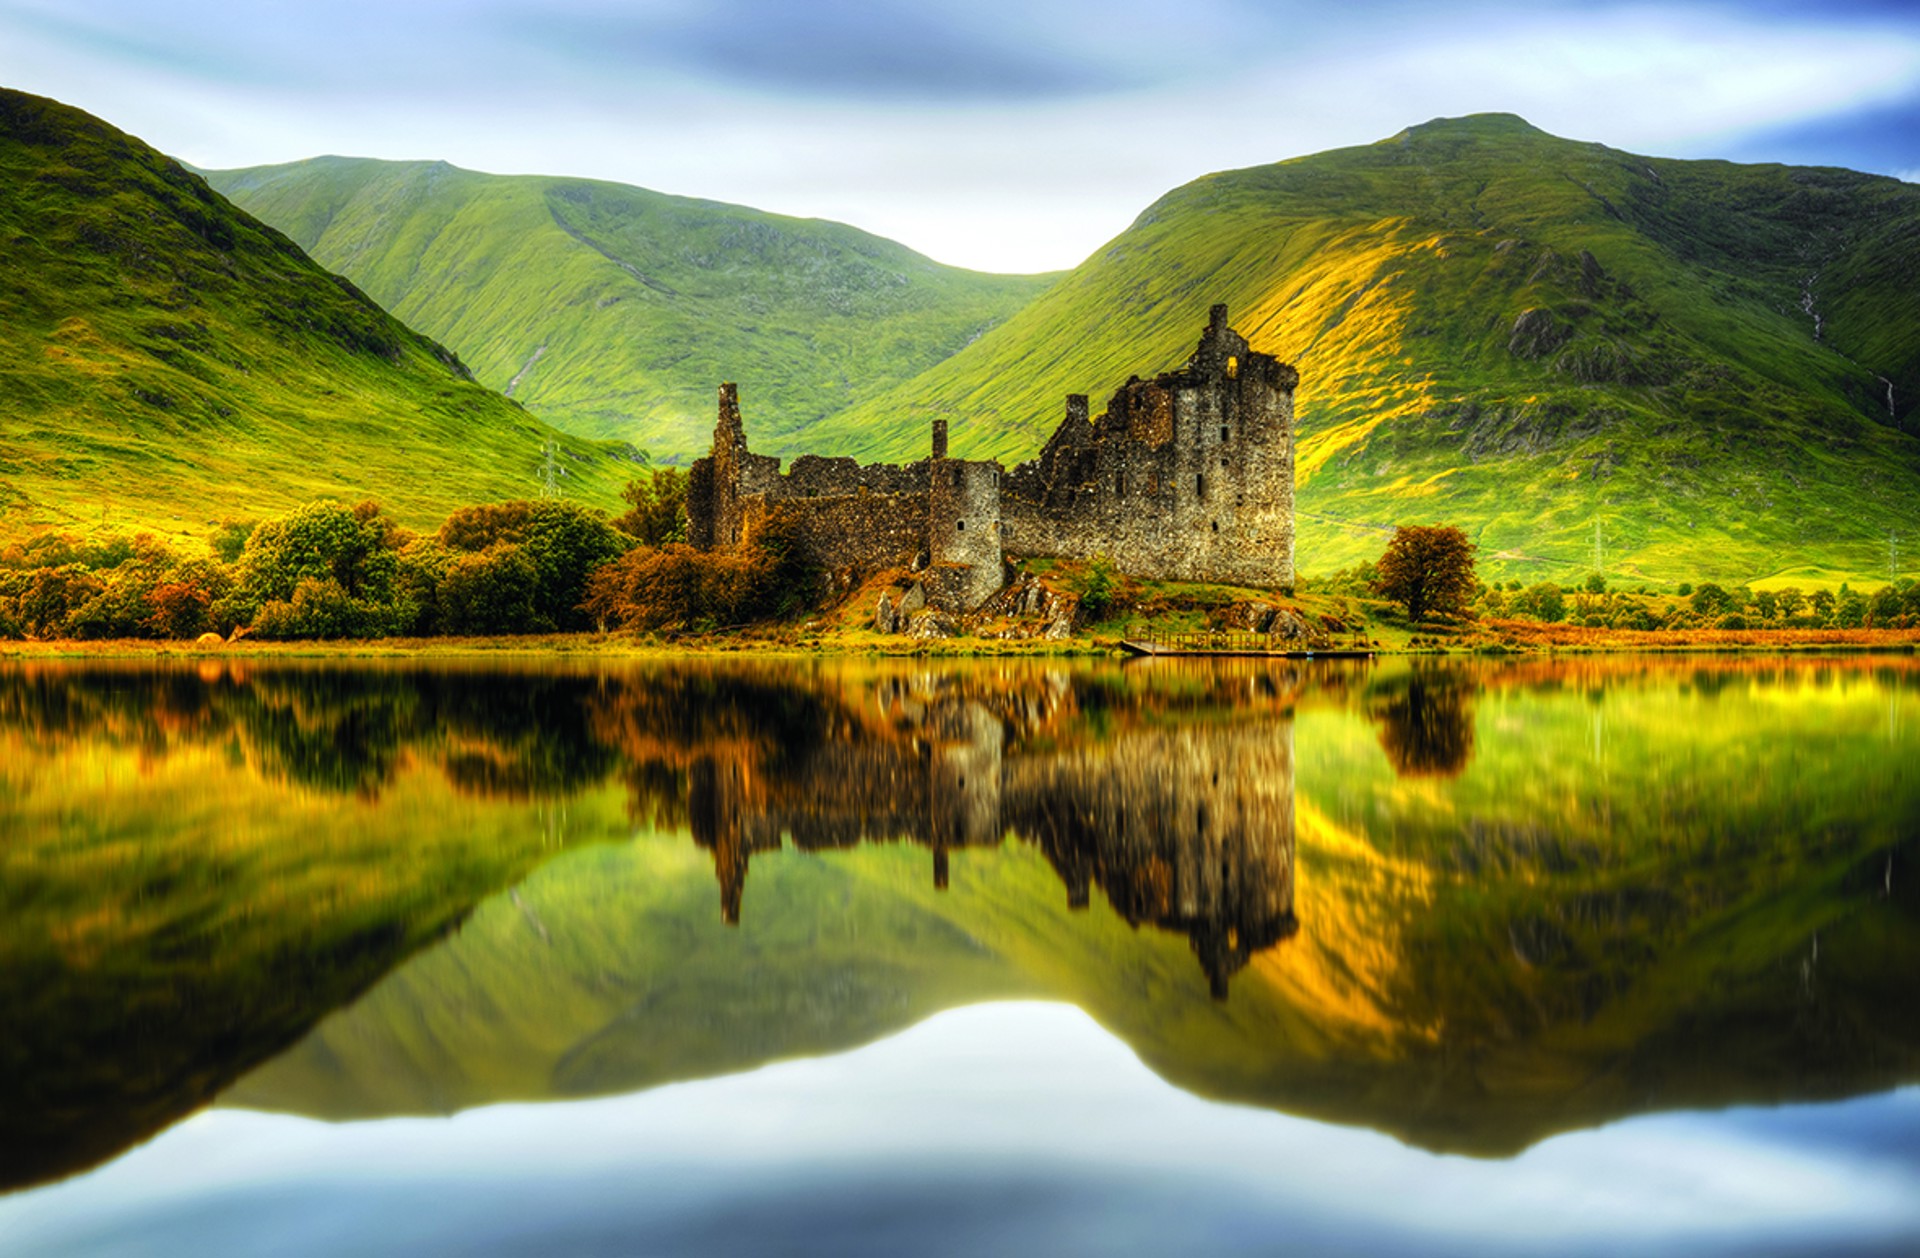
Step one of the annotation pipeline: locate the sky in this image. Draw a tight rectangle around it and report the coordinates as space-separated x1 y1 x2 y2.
3 1 1919 273
5 1003 1918 1256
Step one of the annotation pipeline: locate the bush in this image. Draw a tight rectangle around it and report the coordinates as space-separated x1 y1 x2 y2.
584 512 815 632
146 581 213 638
251 577 388 640
438 500 630 632
235 500 400 609
1077 556 1119 622
438 544 544 635
1690 583 1734 616
1514 581 1565 623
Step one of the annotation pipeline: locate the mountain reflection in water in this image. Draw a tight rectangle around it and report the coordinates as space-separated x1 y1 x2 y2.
2 655 1916 1201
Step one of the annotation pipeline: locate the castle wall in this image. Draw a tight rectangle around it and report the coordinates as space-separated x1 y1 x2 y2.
1002 305 1297 589
739 490 929 573
686 304 1297 607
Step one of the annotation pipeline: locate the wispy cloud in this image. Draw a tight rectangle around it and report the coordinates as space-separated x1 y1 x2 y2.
2 0 1918 270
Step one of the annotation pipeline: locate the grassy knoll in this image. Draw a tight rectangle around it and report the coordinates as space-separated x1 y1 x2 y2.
804 114 1920 587
0 89 630 547
208 157 1054 457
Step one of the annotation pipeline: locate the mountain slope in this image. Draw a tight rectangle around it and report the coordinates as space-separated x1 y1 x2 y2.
207 158 1053 458
0 89 628 544
804 115 1920 584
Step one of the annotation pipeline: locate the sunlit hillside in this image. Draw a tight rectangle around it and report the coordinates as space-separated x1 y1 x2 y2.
803 115 1920 584
0 89 629 546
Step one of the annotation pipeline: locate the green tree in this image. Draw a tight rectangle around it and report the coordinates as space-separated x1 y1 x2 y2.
1371 525 1477 622
1518 581 1565 623
614 469 689 546
437 500 629 632
438 545 544 635
229 500 401 617
1690 582 1734 617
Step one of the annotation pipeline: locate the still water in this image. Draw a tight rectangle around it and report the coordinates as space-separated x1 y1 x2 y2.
2 655 1916 1256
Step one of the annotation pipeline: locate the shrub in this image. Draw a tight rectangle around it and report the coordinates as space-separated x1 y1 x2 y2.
251 577 387 640
438 500 630 632
438 544 544 635
1690 583 1734 616
584 511 815 632
1516 581 1565 623
235 499 400 608
146 581 213 638
1077 556 1119 622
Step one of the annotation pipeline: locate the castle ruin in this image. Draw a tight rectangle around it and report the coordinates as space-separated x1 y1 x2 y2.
687 304 1298 609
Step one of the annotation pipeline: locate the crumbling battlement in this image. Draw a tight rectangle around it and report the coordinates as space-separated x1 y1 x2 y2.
686 304 1298 612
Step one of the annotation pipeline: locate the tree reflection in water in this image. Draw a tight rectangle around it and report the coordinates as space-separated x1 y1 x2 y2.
4 655 1918 1192
1368 665 1477 778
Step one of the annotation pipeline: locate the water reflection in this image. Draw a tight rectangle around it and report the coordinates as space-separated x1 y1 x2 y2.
3 655 1918 1199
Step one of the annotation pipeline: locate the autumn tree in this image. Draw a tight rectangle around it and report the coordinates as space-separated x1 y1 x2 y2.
1371 525 1477 622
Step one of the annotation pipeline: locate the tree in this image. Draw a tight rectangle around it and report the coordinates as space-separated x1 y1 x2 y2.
614 469 689 546
437 500 630 632
1371 525 1477 622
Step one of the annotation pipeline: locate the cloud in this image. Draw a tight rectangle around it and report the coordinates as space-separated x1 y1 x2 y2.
2 0 1918 271
522 0 1139 103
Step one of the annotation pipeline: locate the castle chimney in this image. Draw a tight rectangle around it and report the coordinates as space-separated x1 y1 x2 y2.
931 417 949 460
1208 303 1228 335
1066 394 1089 427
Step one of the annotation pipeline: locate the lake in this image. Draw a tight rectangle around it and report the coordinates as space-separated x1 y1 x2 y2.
2 654 1916 1256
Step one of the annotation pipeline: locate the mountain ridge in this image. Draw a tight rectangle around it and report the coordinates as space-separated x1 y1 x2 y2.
206 156 1055 458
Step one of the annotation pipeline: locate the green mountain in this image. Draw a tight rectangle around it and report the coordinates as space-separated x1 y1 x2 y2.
206 157 1053 458
804 114 1920 585
0 89 628 545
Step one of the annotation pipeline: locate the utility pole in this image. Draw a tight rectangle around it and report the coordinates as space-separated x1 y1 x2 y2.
539 440 566 500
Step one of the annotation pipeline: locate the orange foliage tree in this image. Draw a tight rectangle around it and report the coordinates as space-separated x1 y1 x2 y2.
1372 525 1477 622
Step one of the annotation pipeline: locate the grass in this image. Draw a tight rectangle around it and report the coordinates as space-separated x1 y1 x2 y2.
207 157 1054 459
0 89 632 550
800 114 1920 589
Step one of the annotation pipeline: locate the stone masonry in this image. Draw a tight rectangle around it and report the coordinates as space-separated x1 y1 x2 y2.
686 304 1298 610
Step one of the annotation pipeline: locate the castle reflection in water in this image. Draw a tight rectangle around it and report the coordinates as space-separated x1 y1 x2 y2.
682 668 1302 996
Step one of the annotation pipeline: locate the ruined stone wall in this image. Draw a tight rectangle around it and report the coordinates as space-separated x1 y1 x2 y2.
687 305 1294 603
739 490 929 574
1003 305 1298 590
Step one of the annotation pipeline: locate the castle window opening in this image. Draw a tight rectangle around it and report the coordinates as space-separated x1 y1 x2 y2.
956 520 965 531
1220 425 1229 443
1195 473 1205 496
1226 356 1238 379
1211 520 1219 533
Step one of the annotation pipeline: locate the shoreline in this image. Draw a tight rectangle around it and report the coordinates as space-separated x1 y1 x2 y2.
3 628 1917 661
